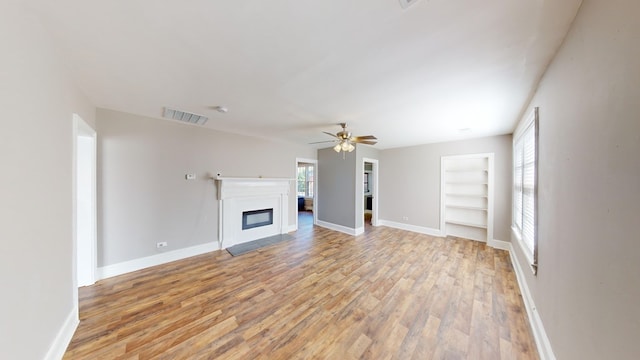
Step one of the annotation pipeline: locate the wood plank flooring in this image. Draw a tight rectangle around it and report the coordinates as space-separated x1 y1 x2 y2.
64 217 538 359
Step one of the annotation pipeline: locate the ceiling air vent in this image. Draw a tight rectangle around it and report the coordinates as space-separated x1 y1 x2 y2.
399 0 422 9
163 107 208 126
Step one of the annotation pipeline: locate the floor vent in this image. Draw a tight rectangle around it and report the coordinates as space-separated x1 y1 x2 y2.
163 107 208 126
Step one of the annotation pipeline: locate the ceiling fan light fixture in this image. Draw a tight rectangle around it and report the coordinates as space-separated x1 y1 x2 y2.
316 123 377 157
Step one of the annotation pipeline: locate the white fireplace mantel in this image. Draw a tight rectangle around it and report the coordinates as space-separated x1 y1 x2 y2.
215 177 293 249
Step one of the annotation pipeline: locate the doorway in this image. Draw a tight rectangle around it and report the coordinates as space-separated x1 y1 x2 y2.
363 158 379 226
73 114 97 293
295 158 317 231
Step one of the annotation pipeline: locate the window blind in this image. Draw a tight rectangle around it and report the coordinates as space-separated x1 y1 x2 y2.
513 108 538 273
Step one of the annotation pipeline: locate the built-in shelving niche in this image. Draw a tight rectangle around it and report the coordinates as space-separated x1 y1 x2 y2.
440 153 494 242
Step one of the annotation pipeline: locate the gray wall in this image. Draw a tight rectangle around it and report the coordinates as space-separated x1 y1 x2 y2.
97 109 315 266
317 147 357 228
511 0 640 358
316 145 379 230
379 135 513 241
0 2 96 359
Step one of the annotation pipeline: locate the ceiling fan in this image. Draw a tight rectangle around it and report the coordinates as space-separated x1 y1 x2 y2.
311 123 378 154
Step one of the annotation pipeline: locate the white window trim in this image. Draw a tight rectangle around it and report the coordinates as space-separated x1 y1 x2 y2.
513 107 539 274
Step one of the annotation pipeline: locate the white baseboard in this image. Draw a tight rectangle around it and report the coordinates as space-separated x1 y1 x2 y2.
316 220 359 236
286 224 297 233
97 242 217 280
44 305 79 360
508 243 556 360
378 219 443 237
488 238 510 251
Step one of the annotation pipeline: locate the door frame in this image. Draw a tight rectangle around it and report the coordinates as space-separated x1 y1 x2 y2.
362 158 379 226
295 157 318 230
72 113 97 300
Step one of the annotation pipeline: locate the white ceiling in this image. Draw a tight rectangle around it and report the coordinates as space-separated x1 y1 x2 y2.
31 0 582 149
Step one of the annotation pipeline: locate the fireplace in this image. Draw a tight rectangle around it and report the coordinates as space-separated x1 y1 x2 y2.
242 208 273 230
216 177 292 249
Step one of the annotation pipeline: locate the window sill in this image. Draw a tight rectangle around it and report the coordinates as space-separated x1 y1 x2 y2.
511 225 536 275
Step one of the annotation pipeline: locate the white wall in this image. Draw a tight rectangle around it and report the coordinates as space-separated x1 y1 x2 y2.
0 2 95 359
511 0 640 358
97 109 315 267
379 135 512 241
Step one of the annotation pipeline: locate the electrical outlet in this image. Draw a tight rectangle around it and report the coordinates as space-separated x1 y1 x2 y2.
402 216 409 221
157 242 168 248
185 173 196 180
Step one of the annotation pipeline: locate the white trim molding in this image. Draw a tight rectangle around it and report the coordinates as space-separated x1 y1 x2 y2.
507 242 556 360
97 242 217 280
487 238 510 251
44 306 79 360
316 220 361 236
378 219 442 237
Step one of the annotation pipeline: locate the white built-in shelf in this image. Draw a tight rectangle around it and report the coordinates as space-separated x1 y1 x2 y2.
441 153 494 242
445 220 488 229
445 169 488 173
445 193 488 198
446 204 488 211
446 181 489 185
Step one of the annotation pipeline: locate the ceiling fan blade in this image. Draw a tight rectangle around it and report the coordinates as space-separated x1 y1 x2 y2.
322 131 339 138
309 140 337 144
353 140 377 145
351 135 377 141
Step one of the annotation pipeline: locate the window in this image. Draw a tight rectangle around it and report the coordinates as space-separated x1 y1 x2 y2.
297 164 314 197
513 107 538 274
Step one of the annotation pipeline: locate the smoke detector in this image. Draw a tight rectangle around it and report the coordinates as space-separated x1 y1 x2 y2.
163 107 208 126
211 105 228 113
399 0 422 9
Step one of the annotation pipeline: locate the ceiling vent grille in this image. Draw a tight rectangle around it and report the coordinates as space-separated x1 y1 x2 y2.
163 107 208 126
399 0 422 9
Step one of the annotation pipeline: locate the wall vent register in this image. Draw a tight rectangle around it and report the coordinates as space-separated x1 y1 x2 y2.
242 208 274 230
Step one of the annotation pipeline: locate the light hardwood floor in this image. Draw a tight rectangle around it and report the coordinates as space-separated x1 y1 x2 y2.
64 215 538 359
